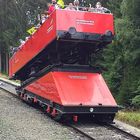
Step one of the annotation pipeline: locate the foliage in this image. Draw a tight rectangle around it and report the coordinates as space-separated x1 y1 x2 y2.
107 0 123 18
132 95 140 108
103 0 140 107
0 0 49 52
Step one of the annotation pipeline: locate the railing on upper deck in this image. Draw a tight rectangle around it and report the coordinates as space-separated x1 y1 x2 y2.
51 4 111 14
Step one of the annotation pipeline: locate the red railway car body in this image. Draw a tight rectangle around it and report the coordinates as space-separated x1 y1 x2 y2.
9 9 118 122
9 10 114 78
25 72 117 113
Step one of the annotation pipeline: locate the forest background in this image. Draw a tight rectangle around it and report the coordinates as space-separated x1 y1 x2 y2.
0 0 140 108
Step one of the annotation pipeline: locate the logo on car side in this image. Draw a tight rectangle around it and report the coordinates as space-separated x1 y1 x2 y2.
68 75 87 80
76 19 94 25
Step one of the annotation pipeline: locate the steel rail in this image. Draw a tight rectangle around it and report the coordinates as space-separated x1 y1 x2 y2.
68 123 140 140
67 124 96 140
107 124 140 140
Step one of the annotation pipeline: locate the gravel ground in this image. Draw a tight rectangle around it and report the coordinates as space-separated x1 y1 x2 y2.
0 89 85 140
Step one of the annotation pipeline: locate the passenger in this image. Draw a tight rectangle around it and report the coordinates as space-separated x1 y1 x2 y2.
46 0 62 16
25 37 30 41
12 39 25 54
74 0 88 11
19 39 25 46
79 0 87 7
95 2 109 13
11 47 19 54
52 0 60 9
47 2 55 15
88 4 96 12
41 13 47 23
65 3 75 10
57 0 65 9
81 0 89 11
73 0 80 11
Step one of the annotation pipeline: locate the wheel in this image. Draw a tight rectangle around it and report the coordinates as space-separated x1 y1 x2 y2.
51 109 63 121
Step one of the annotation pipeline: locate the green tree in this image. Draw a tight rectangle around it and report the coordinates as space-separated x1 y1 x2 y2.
104 0 140 107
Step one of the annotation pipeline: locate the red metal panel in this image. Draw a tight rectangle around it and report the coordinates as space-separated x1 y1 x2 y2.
25 72 117 106
9 11 57 77
25 72 62 105
56 10 114 35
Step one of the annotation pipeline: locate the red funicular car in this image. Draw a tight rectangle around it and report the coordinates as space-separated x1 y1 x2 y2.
9 9 118 122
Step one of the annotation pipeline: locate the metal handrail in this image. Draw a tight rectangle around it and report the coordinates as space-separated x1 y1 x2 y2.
58 4 112 14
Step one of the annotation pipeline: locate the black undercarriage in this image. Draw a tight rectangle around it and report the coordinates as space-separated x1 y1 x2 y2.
13 31 113 82
17 89 118 122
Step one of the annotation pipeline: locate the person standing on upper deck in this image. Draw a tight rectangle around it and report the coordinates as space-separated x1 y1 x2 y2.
79 0 87 7
73 0 80 11
74 0 88 11
65 3 76 11
46 2 55 15
95 2 108 13
52 0 60 9
46 0 60 15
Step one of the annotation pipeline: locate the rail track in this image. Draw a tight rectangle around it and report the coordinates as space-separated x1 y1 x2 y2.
68 122 140 140
0 78 140 140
